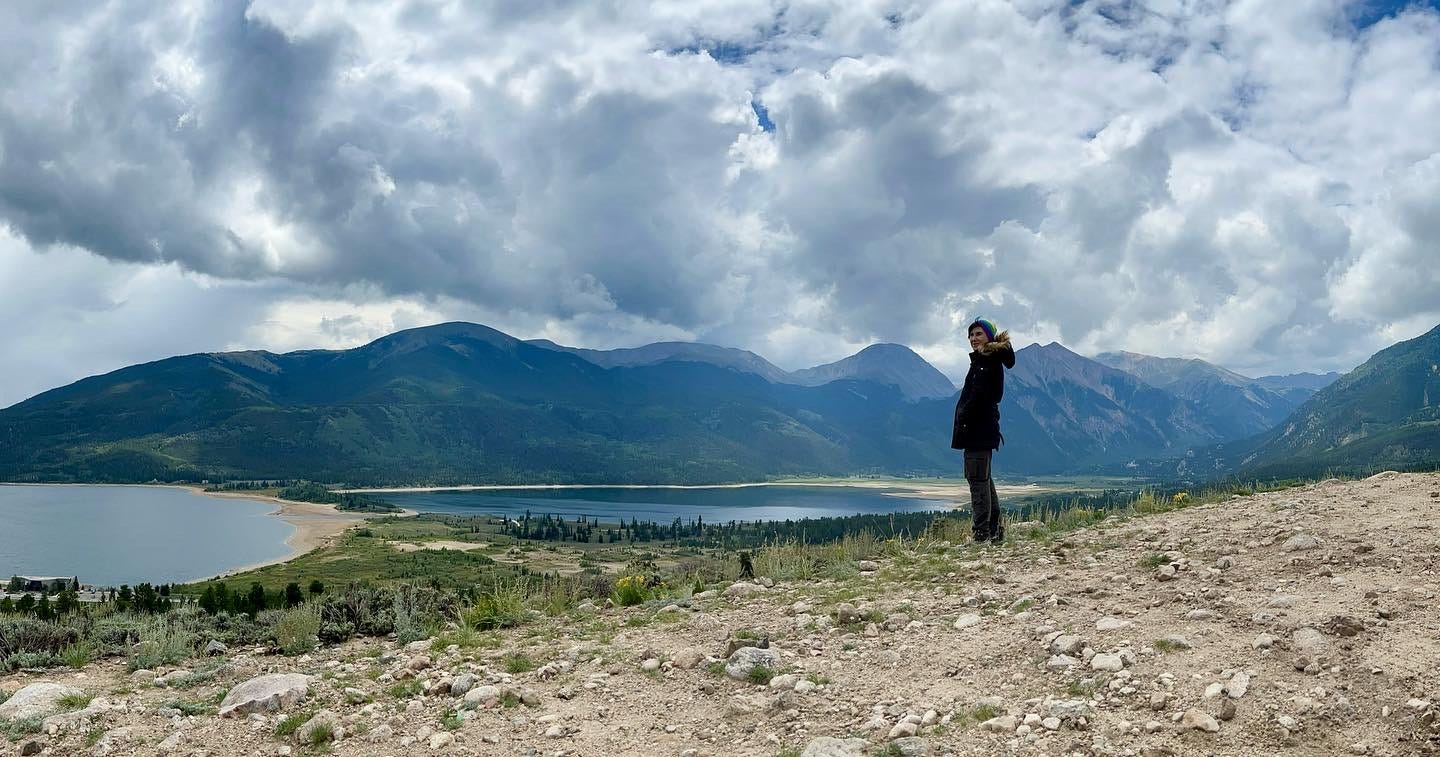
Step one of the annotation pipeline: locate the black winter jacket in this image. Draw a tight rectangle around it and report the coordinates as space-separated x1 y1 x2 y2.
950 334 1015 451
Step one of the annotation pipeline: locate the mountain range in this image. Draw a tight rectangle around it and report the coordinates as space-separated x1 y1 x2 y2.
0 320 1428 485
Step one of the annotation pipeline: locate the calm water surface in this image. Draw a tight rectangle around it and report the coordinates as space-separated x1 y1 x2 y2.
0 485 294 586
383 485 948 523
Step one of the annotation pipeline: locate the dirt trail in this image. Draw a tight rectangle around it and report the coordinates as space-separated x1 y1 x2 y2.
4 472 1438 756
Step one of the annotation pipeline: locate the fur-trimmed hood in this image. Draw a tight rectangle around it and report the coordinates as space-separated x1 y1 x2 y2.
975 330 1015 368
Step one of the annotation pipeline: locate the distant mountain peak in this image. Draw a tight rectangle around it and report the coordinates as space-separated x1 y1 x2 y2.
791 343 955 400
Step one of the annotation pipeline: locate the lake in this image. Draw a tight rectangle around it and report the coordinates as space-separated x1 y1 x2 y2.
0 483 955 588
0 484 294 587
381 485 950 523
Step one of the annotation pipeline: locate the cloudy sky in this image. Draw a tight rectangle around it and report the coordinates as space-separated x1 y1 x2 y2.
3 0 1439 408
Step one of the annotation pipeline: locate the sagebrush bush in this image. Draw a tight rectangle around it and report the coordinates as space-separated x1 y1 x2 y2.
270 605 321 656
127 617 195 672
463 580 528 630
2 651 62 671
0 617 80 658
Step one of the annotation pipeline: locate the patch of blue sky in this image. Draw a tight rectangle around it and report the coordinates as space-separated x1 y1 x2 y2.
1348 0 1440 30
752 100 775 132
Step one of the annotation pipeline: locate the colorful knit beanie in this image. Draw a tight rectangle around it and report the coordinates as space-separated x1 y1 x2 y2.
968 318 997 342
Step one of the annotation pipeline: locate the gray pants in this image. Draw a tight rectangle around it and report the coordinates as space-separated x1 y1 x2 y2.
964 449 1002 541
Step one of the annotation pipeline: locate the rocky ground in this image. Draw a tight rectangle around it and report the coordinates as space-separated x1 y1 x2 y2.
3 471 1439 757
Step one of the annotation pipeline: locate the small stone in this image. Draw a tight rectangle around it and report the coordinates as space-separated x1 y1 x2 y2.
768 674 798 691
1185 609 1219 621
1292 627 1328 658
1041 716 1061 731
857 560 879 572
1046 654 1079 670
428 731 454 750
980 715 1018 733
1225 671 1251 699
1283 534 1321 552
886 721 918 740
953 613 981 629
1090 653 1124 672
295 710 343 745
203 640 229 656
640 658 661 673
800 736 869 757
1219 699 1237 721
1181 708 1219 732
672 648 706 670
1096 617 1132 631
1252 633 1277 649
20 742 43 757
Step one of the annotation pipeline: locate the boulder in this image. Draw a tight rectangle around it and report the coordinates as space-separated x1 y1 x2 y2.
203 640 229 656
218 673 312 718
0 682 85 721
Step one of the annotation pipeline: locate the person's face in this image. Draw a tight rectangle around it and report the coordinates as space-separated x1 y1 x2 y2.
968 326 988 351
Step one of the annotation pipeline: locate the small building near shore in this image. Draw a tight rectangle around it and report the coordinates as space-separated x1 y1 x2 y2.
6 575 78 593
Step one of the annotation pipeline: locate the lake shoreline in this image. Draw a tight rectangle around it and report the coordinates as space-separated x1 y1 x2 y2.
340 479 1044 502
0 482 412 583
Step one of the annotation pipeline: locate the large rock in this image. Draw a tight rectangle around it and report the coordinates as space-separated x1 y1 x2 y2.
726 646 781 681
800 736 868 757
0 682 85 720
218 673 312 718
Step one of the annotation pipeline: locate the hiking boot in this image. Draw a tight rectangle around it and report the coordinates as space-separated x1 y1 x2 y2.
989 530 1004 545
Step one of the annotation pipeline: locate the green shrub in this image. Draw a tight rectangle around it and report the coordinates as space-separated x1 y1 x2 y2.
57 692 92 711
503 653 536 674
463 581 528 630
162 699 215 716
61 642 93 669
270 605 321 656
0 617 80 658
127 618 195 672
610 575 650 607
3 651 62 671
746 665 775 685
387 680 422 699
303 721 335 746
273 711 311 739
0 716 42 740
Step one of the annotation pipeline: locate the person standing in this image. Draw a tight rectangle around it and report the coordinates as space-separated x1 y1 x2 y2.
951 318 1015 544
